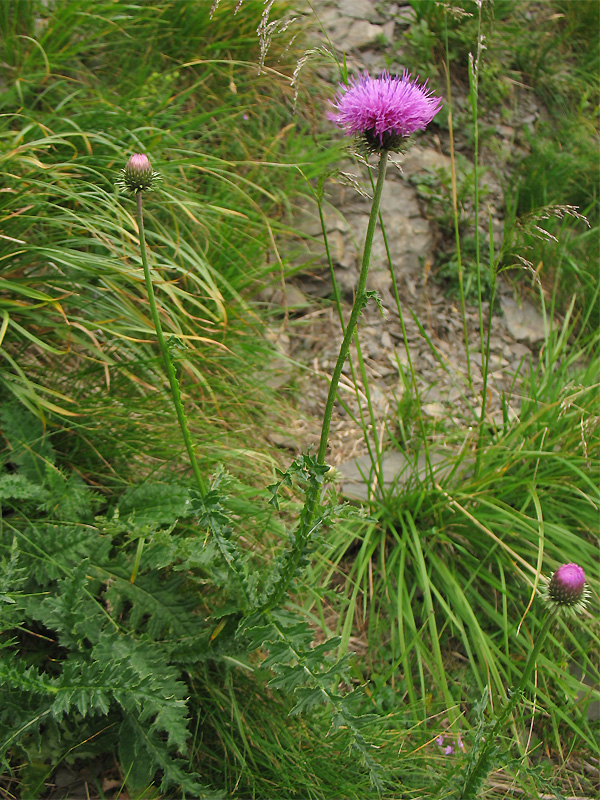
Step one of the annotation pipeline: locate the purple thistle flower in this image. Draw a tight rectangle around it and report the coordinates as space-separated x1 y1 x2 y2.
118 153 160 194
329 70 442 153
545 562 589 615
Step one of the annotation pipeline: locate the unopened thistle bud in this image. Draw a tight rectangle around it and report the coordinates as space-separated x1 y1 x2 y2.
118 153 160 193
545 562 589 616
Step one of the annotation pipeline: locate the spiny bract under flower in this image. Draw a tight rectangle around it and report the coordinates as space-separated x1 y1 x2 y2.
329 70 442 153
545 562 589 615
118 153 159 193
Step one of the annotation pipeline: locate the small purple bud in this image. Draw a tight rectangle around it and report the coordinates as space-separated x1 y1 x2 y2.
548 563 586 605
545 562 589 616
118 153 159 193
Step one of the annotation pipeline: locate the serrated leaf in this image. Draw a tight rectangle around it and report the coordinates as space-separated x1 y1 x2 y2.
238 622 274 651
268 664 312 692
16 521 112 585
118 483 193 527
123 712 222 798
0 473 47 501
119 715 157 791
288 686 329 716
29 558 102 648
99 566 198 639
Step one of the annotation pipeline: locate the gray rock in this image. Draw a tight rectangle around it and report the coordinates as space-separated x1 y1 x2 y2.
338 0 383 22
381 20 396 43
344 20 388 50
318 9 351 41
268 431 301 451
422 401 446 418
400 147 452 178
337 446 470 501
264 357 294 390
270 284 312 309
500 295 547 343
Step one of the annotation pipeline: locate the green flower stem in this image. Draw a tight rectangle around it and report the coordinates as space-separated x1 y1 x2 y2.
260 150 389 614
317 148 389 465
460 609 555 799
136 192 206 498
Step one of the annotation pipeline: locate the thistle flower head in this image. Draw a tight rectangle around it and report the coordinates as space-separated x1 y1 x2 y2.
545 562 589 616
118 153 160 193
329 70 442 153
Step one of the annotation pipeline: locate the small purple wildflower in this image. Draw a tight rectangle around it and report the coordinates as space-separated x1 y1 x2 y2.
329 70 442 152
118 153 160 194
435 734 465 756
545 562 589 616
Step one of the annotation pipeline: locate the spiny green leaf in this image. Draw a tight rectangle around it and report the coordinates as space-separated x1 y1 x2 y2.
118 482 193 527
28 558 102 649
99 566 199 639
0 473 47 502
122 712 222 799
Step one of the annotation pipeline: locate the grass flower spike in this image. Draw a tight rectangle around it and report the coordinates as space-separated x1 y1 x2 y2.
329 70 442 152
546 562 589 615
118 153 160 193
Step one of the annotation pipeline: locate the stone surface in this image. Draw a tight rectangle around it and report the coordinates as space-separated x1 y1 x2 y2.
337 446 472 501
338 0 382 22
500 295 547 343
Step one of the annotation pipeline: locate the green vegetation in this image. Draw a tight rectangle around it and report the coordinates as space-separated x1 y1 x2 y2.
399 0 599 326
1 1 598 799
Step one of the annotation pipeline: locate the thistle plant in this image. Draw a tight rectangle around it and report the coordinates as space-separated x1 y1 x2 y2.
115 73 442 787
260 71 442 611
457 562 590 799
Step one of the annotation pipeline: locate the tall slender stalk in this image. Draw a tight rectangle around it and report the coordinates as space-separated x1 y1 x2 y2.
469 0 485 363
316 180 385 496
317 149 389 464
136 192 207 498
261 150 389 612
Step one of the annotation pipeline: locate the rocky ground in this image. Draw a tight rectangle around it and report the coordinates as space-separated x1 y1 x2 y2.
260 0 549 498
